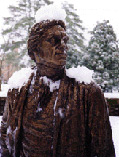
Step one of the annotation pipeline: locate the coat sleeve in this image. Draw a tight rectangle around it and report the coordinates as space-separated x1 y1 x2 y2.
0 73 34 157
1 87 28 157
0 91 12 156
87 84 115 157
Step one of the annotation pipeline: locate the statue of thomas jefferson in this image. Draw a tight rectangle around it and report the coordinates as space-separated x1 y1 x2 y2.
1 4 115 157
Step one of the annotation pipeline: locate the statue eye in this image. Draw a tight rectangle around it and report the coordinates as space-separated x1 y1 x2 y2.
47 37 55 44
54 36 61 44
47 35 61 45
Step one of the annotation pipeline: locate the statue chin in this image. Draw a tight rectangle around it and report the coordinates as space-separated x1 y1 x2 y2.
34 56 65 81
57 59 66 66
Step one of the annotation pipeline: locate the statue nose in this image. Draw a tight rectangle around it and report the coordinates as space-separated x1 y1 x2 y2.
55 31 61 37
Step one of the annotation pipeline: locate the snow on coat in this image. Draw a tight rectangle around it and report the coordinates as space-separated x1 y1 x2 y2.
1 68 115 157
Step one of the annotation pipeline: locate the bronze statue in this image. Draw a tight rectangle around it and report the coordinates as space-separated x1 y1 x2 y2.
1 19 115 157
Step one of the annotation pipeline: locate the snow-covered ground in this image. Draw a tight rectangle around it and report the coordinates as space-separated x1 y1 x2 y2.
110 116 119 157
0 116 118 156
0 84 9 97
105 93 119 99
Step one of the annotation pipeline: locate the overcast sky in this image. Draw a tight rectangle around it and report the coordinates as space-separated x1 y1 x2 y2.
0 0 119 43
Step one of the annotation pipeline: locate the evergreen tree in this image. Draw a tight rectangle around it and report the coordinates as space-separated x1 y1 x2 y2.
1 0 86 72
0 49 4 91
82 20 119 92
0 36 9 90
1 0 53 70
62 2 86 68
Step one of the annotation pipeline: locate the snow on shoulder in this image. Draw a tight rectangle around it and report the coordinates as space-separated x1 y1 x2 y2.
66 65 94 84
8 68 34 91
35 3 66 23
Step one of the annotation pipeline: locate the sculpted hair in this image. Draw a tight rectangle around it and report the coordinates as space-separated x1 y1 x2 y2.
27 20 66 61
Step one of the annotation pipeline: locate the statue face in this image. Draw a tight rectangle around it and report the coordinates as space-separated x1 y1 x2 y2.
34 25 69 66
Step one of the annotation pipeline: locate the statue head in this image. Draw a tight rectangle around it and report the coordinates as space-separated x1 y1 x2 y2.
28 20 69 67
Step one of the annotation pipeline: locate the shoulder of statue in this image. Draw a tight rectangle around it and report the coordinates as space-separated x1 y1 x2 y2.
87 82 105 105
64 68 100 93
89 81 102 94
7 67 36 93
5 67 36 117
65 66 94 85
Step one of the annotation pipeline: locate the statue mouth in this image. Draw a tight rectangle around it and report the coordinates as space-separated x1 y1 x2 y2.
55 44 68 52
55 52 67 60
58 57 66 61
55 47 67 57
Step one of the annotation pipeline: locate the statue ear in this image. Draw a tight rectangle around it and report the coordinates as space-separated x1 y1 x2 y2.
34 52 40 63
34 52 46 65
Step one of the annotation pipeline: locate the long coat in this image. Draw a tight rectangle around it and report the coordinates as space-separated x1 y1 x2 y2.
1 70 115 157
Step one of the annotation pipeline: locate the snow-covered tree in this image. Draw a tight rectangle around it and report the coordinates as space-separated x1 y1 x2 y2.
0 49 4 91
1 0 86 71
62 2 86 68
82 20 119 92
1 0 53 70
0 36 8 91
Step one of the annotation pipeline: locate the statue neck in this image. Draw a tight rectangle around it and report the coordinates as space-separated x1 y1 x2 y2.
36 58 65 81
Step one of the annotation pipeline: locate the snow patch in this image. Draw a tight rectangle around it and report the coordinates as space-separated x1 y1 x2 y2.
36 102 42 113
36 108 42 112
0 116 2 123
54 96 58 116
66 65 93 84
104 93 119 99
58 108 64 118
8 68 34 91
0 84 9 97
53 96 58 127
110 116 119 157
40 76 60 92
6 126 18 155
6 126 12 153
35 3 66 23
7 126 12 135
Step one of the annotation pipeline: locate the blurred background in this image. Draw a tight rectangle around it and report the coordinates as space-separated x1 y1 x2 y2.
0 0 119 92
